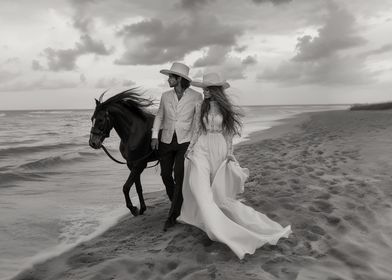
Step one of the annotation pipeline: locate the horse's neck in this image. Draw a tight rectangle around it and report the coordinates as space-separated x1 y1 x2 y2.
110 105 151 145
110 108 134 142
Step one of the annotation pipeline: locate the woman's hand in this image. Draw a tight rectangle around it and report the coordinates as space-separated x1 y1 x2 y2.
227 154 236 162
185 149 192 159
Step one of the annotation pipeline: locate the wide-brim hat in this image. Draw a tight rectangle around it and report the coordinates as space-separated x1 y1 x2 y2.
160 62 192 81
191 72 230 89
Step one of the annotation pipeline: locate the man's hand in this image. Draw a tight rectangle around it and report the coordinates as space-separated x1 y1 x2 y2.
151 138 159 150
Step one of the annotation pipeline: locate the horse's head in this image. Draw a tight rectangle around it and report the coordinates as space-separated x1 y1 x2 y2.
89 93 113 149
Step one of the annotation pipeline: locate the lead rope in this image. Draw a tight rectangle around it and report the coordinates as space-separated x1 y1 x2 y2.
101 144 159 168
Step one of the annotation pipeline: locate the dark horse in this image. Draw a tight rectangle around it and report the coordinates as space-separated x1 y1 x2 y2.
89 89 158 216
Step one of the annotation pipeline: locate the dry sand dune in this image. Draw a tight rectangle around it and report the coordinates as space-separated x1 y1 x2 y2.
13 110 392 280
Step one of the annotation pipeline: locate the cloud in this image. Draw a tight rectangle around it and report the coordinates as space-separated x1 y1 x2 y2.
258 2 372 86
193 45 230 67
69 0 102 33
358 43 392 58
40 35 112 71
198 57 251 80
32 60 44 71
0 76 80 92
234 45 247 53
242 55 257 66
0 70 20 84
95 77 121 88
259 54 374 85
252 0 293 6
0 58 21 84
43 48 80 71
123 79 136 87
292 2 366 62
80 74 87 84
177 0 216 9
115 15 243 65
76 34 112 55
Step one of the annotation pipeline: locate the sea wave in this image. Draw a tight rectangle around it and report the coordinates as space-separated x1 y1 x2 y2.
12 206 130 279
0 172 47 186
29 110 76 114
0 113 6 117
0 143 79 157
19 151 99 170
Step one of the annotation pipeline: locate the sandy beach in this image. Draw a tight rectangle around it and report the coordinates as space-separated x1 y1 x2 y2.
12 109 392 280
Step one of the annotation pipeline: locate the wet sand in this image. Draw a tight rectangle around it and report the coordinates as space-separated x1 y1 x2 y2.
13 110 392 280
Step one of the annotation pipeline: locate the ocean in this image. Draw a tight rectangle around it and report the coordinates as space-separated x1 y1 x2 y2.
0 105 347 280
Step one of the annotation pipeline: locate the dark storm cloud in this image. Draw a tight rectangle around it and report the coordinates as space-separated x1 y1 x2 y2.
258 2 372 86
252 0 293 6
115 15 243 65
40 35 112 72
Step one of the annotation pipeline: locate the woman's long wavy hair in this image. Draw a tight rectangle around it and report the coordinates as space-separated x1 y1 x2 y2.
200 86 243 136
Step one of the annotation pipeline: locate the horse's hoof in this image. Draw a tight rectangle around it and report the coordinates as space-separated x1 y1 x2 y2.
129 206 139 216
139 206 146 215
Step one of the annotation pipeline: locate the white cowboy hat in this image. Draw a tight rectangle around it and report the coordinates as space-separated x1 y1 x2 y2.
160 62 192 81
191 72 230 89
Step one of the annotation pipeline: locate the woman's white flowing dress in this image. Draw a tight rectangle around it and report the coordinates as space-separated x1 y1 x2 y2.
178 103 291 259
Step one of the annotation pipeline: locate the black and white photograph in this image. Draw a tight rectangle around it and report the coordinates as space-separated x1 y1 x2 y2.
1 0 392 279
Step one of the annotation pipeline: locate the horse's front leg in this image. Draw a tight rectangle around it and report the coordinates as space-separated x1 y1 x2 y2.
133 161 147 215
123 171 139 216
135 173 146 215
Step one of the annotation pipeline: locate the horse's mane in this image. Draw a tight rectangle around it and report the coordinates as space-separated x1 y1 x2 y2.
100 89 154 120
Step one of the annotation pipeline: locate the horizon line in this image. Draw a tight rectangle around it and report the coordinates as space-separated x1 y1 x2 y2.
0 103 354 112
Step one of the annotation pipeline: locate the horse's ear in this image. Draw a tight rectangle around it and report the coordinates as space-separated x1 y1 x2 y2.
95 99 100 106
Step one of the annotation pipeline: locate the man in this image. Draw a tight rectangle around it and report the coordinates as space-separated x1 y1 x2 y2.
151 62 202 230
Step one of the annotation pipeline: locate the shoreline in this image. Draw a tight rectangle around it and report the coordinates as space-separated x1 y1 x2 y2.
12 109 392 280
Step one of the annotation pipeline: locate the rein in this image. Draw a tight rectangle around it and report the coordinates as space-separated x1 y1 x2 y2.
101 144 159 169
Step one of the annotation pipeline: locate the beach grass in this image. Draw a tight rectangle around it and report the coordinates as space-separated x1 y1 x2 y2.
350 101 392 110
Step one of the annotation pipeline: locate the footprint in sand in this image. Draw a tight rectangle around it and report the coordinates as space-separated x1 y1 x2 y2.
315 192 331 200
343 215 368 232
328 186 340 194
325 215 341 225
305 166 314 172
289 178 300 184
309 200 334 213
309 225 326 236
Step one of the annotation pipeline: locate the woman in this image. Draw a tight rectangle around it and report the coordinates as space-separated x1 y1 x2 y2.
177 73 291 259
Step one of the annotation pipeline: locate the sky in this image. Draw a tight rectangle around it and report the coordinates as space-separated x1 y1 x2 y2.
1 0 391 110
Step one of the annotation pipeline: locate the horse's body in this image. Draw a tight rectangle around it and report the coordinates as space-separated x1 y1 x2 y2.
89 90 158 216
